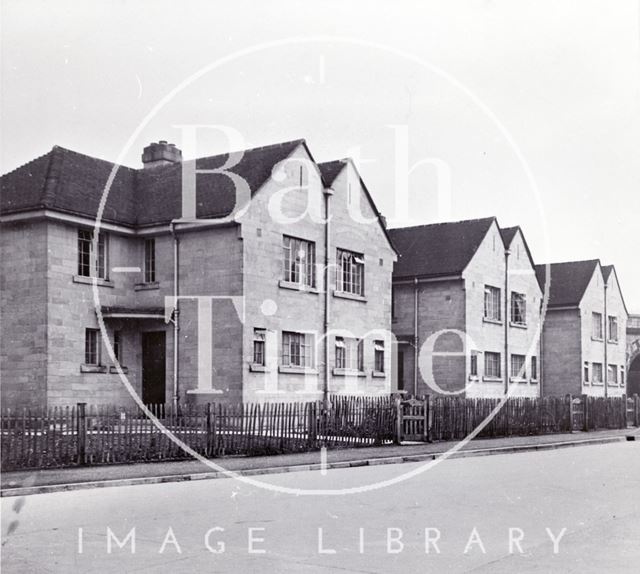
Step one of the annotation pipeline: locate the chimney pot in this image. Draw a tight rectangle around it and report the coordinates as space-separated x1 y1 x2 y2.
142 141 182 168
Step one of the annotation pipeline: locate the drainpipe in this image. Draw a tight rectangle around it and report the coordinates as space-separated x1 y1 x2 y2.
504 249 511 395
414 277 419 397
604 281 608 398
170 221 180 409
323 188 333 407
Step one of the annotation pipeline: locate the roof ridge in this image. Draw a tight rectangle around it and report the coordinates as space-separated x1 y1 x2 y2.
1 147 54 179
40 146 66 208
536 258 600 268
388 216 496 232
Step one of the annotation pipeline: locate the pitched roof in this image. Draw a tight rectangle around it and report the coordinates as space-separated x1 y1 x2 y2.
535 259 600 308
317 160 346 187
601 265 614 281
389 217 496 279
500 226 518 247
1 140 305 226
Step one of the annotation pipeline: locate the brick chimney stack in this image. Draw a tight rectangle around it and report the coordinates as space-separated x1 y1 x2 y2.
141 140 182 168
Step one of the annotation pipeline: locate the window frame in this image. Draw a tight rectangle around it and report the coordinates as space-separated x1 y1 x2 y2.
253 328 266 367
334 336 364 372
78 229 108 279
531 356 538 381
607 363 618 385
144 238 156 284
607 315 618 343
592 362 603 384
283 235 316 288
484 351 502 379
374 340 385 373
336 248 365 296
281 331 314 369
592 312 603 340
85 328 101 366
484 286 502 322
510 292 527 326
510 354 527 381
470 351 478 378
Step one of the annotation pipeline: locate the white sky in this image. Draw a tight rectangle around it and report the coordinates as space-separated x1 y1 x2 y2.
2 0 639 310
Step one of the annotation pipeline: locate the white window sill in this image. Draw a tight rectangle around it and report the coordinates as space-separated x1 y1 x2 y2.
80 364 107 374
278 279 318 294
509 321 528 330
73 275 113 288
530 378 539 384
482 376 503 383
186 388 224 395
332 368 366 377
591 336 604 342
372 370 386 378
509 377 528 384
278 366 319 375
109 365 129 374
333 290 367 303
135 282 159 291
249 363 269 373
607 339 619 345
468 375 479 382
482 317 502 326
592 381 604 386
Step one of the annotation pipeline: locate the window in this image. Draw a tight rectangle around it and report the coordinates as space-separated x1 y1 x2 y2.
531 356 538 380
283 236 316 287
511 354 526 379
113 330 122 363
144 238 156 283
282 331 314 368
621 368 625 387
592 362 603 384
337 249 365 296
608 316 618 342
485 352 501 379
470 351 478 377
78 230 108 279
484 286 501 321
608 364 618 385
592 312 603 339
253 329 266 366
85 329 101 365
584 362 590 383
335 337 363 371
374 340 385 373
510 292 527 325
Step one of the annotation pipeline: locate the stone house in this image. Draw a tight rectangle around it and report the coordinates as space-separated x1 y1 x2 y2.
535 260 628 397
0 140 396 409
389 217 542 398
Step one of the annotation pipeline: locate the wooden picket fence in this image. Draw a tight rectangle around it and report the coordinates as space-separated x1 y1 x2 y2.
2 394 637 472
0 396 395 471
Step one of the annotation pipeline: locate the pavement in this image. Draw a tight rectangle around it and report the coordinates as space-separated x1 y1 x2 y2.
2 440 639 573
2 427 636 497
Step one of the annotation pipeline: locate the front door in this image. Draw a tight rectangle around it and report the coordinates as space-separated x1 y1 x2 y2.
397 350 405 392
142 331 166 405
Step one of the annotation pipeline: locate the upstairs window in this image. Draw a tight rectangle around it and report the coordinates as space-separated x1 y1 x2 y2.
253 329 266 366
510 292 527 325
484 351 501 379
374 340 385 373
85 329 101 366
484 286 501 321
608 316 618 342
282 331 314 368
144 238 156 283
510 354 526 379
592 312 603 339
337 249 365 296
78 230 108 279
283 236 316 288
335 336 363 371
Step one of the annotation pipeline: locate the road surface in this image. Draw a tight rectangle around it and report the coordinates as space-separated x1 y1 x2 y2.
2 442 639 573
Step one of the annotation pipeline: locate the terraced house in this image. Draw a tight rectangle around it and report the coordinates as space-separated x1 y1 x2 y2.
0 140 396 409
389 217 542 398
535 260 628 397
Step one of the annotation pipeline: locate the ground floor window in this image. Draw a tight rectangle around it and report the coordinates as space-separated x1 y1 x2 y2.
510 354 526 379
485 351 501 378
607 364 618 384
85 329 101 365
592 362 603 383
531 356 538 380
335 336 363 371
282 331 314 368
113 330 122 363
470 351 478 377
621 367 625 387
584 361 590 383
374 340 385 372
253 328 266 366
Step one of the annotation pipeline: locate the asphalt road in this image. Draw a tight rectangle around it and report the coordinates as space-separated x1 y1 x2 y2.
2 441 639 573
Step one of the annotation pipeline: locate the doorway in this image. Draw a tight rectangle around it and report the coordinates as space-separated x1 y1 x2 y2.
142 331 166 405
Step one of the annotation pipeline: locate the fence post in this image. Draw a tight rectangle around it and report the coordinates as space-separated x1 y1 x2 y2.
395 397 403 444
424 395 431 443
635 394 639 427
582 394 589 432
76 402 87 466
307 402 317 447
567 394 573 433
205 403 212 456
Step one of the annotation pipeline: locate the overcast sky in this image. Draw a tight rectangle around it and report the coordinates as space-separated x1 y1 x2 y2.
2 0 639 310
